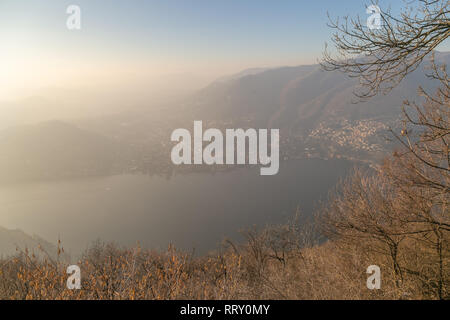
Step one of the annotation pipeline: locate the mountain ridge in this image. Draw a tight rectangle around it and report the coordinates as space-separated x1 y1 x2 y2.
0 225 67 260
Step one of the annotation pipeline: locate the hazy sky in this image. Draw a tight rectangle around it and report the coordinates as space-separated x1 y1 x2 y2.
1 0 448 100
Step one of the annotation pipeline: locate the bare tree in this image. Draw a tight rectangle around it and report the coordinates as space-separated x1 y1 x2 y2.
320 0 449 299
322 0 449 99
321 167 449 298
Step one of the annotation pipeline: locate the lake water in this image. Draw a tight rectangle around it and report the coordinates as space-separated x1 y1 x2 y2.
0 159 355 257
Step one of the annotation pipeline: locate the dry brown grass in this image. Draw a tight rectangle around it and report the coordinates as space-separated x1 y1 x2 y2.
0 224 438 300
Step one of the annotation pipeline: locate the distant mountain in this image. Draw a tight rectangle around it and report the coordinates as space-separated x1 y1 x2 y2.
71 51 450 169
0 226 66 261
189 53 449 131
0 121 126 184
179 51 450 161
213 67 272 83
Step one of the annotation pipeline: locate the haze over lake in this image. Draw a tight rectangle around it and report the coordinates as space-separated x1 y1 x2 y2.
0 159 355 257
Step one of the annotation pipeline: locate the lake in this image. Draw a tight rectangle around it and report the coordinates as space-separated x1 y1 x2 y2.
0 159 356 257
